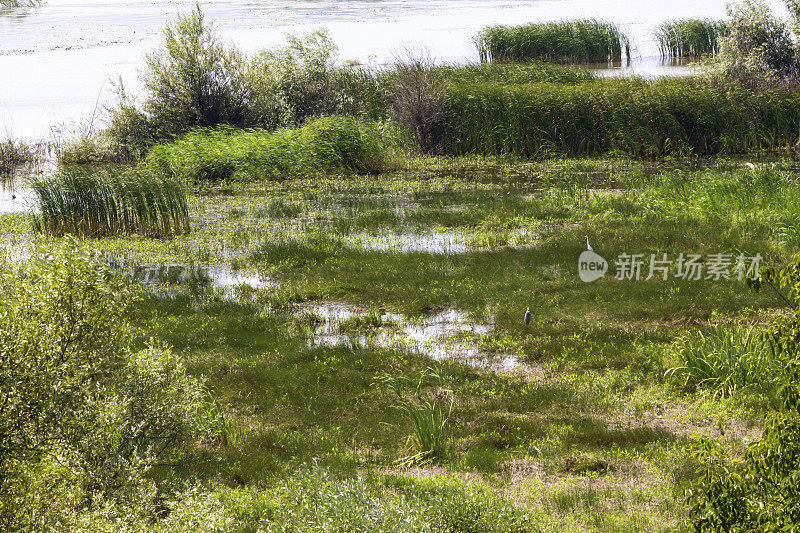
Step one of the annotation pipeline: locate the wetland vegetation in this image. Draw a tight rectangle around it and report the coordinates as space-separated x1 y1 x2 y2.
7 0 800 531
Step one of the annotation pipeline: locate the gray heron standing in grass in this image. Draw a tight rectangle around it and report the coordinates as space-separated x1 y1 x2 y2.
524 307 531 325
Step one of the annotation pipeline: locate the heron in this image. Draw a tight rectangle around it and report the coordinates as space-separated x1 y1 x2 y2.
524 307 531 325
744 162 755 170
585 235 593 251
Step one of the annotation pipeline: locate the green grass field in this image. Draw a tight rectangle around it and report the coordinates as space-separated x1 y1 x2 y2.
4 153 792 530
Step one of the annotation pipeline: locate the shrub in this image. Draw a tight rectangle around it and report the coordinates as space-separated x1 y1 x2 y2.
31 167 190 238
655 18 728 58
0 243 209 529
706 0 797 81
139 5 250 139
245 29 386 128
475 19 630 63
146 115 389 182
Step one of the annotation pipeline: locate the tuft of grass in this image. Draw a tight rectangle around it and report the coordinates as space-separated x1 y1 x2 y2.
375 368 451 465
433 78 800 157
655 18 728 59
665 324 778 398
475 19 630 64
31 168 190 238
146 115 390 182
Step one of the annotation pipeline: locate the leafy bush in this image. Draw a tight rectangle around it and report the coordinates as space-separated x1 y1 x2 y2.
139 5 250 139
687 254 800 530
475 19 630 63
0 243 209 529
706 0 797 81
245 29 386 128
146 115 389 182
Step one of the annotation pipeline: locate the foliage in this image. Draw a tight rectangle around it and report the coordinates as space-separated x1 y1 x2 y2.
705 0 796 82
245 29 386 128
31 167 190 237
654 18 728 58
148 462 538 533
433 77 800 157
687 255 800 530
146 115 389 182
0 243 209 529
139 4 250 139
374 368 451 465
475 19 630 63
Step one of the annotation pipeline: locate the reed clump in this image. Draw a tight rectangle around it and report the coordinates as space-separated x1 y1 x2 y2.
31 168 190 238
475 19 631 64
431 77 800 157
655 18 728 58
146 115 389 182
0 139 39 175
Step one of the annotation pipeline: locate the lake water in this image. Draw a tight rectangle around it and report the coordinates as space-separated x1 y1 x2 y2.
0 0 789 140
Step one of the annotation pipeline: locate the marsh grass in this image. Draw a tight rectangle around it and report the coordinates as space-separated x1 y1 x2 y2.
655 18 728 58
147 115 389 182
0 139 40 176
475 19 630 64
435 78 800 156
665 324 777 398
32 168 189 238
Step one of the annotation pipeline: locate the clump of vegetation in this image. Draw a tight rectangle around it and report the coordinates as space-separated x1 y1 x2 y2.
475 19 630 64
0 243 212 530
665 324 774 398
433 77 800 157
706 0 798 81
0 138 39 175
146 115 389 182
375 368 451 465
31 168 189 237
687 254 800 529
0 0 44 7
434 61 593 85
655 18 728 58
104 7 385 160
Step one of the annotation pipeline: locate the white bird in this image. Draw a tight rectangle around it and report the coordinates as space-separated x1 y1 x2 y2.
585 235 593 251
524 307 531 325
745 162 755 170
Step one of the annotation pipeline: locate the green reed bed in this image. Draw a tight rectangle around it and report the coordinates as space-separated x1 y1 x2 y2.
434 61 593 85
433 78 800 157
0 139 38 175
147 115 389 182
475 19 630 64
32 168 189 238
655 18 728 58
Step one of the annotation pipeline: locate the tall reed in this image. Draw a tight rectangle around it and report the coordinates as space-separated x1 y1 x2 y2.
146 115 389 182
475 19 631 64
655 18 728 58
431 78 800 157
32 168 190 238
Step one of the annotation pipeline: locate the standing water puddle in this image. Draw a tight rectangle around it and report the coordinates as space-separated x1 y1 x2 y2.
299 302 529 373
108 261 276 295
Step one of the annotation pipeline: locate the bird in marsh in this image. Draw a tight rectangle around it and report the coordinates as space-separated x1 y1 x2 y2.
744 162 755 170
585 235 593 251
524 307 531 325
